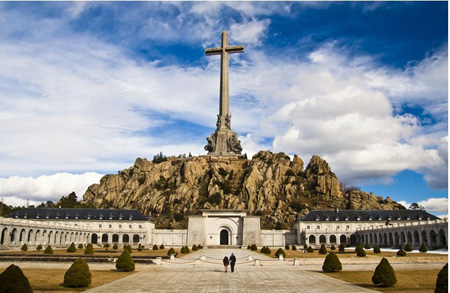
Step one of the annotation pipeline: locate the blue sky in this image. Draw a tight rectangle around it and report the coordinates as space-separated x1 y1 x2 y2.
0 2 447 215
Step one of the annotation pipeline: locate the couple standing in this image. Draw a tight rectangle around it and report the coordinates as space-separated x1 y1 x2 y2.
223 253 236 273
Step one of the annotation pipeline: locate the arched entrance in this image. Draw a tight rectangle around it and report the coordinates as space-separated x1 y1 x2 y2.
220 229 229 245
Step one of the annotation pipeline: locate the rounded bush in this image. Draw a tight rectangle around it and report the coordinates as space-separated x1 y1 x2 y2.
251 244 257 251
113 244 118 250
275 248 286 258
192 244 198 251
419 243 428 253
84 243 94 255
36 244 42 251
307 246 314 253
285 244 290 250
63 258 92 288
153 244 159 250
104 243 110 249
404 243 413 252
355 244 366 257
67 242 77 253
318 244 327 255
292 245 297 251
372 258 397 287
397 249 406 257
21 244 28 252
44 245 53 254
322 252 342 272
338 243 346 252
167 248 176 256
330 244 336 251
0 264 32 293
116 249 135 271
435 263 448 293
374 245 381 254
78 243 84 249
365 243 371 249
159 244 165 249
198 244 203 249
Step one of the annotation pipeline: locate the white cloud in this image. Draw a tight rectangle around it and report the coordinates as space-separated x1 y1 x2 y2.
399 198 449 214
230 18 271 46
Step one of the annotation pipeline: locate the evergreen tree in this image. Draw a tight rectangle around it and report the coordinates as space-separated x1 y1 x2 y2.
251 244 257 251
125 244 132 254
355 244 366 257
116 249 135 271
84 243 94 255
419 243 428 253
0 264 32 293
292 245 297 251
67 242 77 253
318 244 327 255
396 249 406 256
307 246 314 253
404 243 413 252
36 244 42 251
21 244 28 252
167 248 176 256
159 244 165 249
322 252 342 272
435 263 448 293
63 258 92 287
338 243 346 252
153 244 159 250
275 248 286 258
330 244 336 251
113 243 118 250
374 245 381 253
247 245 251 249
365 243 371 249
44 245 53 254
192 244 198 251
372 258 397 287
78 243 84 249
285 244 290 250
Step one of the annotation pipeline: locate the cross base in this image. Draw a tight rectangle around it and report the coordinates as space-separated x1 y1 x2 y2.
205 129 242 156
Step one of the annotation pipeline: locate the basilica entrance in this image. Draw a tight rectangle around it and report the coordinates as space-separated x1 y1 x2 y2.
220 229 229 245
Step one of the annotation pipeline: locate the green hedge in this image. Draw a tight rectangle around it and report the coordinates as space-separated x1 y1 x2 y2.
116 250 135 272
63 258 91 288
0 264 32 293
322 252 342 272
372 258 397 287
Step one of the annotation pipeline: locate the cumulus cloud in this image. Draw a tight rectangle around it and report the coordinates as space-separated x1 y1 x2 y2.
398 198 448 214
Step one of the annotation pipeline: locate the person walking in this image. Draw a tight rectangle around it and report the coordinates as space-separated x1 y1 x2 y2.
223 256 229 273
229 252 236 273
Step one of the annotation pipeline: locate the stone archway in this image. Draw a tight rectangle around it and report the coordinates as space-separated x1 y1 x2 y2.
1 227 8 245
220 229 229 245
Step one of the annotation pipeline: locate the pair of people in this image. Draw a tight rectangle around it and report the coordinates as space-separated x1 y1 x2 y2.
223 253 236 273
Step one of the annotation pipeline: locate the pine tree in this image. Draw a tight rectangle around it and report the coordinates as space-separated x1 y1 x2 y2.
153 244 159 250
125 244 132 254
36 244 42 251
78 243 84 249
372 258 397 287
419 243 428 253
192 244 198 251
84 243 94 255
355 244 366 257
322 252 342 272
44 245 53 254
404 243 413 252
63 258 92 287
435 263 448 293
0 264 32 293
373 245 381 253
116 249 135 271
113 243 118 250
318 244 327 255
21 244 28 252
67 242 77 253
396 249 406 257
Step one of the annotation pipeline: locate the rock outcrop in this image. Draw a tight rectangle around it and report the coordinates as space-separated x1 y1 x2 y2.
82 151 404 228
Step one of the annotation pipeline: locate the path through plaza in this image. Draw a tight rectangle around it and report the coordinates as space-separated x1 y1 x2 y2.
85 248 377 293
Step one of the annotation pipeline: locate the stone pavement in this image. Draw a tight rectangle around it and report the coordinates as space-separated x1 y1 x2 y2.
85 248 377 293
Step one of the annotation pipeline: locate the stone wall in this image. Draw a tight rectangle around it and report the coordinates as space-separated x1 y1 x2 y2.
152 229 188 246
260 230 297 246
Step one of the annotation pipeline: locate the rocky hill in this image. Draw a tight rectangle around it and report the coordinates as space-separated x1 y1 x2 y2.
82 151 404 229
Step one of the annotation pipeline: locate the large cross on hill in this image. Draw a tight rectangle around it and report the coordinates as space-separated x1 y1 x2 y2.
205 31 244 130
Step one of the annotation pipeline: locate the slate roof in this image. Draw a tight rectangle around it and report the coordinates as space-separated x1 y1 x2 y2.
6 208 150 221
300 210 439 222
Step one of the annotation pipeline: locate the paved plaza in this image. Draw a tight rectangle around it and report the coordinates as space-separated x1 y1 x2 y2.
85 248 377 293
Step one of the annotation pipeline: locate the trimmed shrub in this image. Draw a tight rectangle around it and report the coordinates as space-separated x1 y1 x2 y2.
247 245 251 250
159 244 165 249
374 245 381 254
285 244 290 250
116 249 135 272
303 244 308 250
435 263 448 293
198 244 203 249
260 246 267 253
78 243 84 249
113 244 118 250
104 243 110 249
63 258 91 288
153 244 159 250
67 242 77 253
419 243 428 253
44 245 53 254
307 246 314 253
181 246 190 254
330 244 336 251
36 244 42 251
21 244 28 252
338 243 345 252
292 245 297 251
137 244 143 252
365 243 371 249
318 244 327 255
84 243 94 255
167 248 176 256
192 244 198 251
322 252 342 272
0 264 32 293
251 244 257 251
372 258 397 287
397 249 406 257
275 248 286 258
265 247 271 254
125 244 132 254
356 244 366 257
404 243 413 252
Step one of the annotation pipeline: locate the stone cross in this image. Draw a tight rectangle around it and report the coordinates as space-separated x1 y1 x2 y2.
205 31 244 130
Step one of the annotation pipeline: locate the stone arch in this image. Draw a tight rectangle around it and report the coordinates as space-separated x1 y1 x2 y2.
112 234 119 243
374 234 378 244
48 231 54 245
133 234 140 243
35 230 41 244
407 231 412 244
10 228 18 244
19 228 26 243
27 229 34 244
1 227 8 245
54 231 59 245
394 232 400 247
430 230 437 246
421 230 428 244
369 234 373 244
414 230 420 244
378 233 382 245
319 235 326 244
383 233 388 246
220 229 229 245
330 235 336 244
439 229 446 247
388 233 393 246
91 234 98 244
350 234 357 246
400 232 406 244
101 234 108 243
60 232 64 244
123 234 130 244
340 235 347 245
309 235 316 245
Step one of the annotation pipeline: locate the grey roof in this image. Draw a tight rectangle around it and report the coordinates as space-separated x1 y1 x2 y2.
300 209 439 222
6 208 150 221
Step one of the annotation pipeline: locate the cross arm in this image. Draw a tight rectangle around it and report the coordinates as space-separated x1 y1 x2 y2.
226 46 244 54
205 47 223 55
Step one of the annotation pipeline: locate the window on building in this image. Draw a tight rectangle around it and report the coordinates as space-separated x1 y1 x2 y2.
99 224 102 228
316 225 320 230
109 224 112 228
337 226 340 229
119 225 122 228
346 225 350 229
129 225 132 228
139 225 142 229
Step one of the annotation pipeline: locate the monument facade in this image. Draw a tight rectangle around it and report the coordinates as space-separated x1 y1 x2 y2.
204 31 243 156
